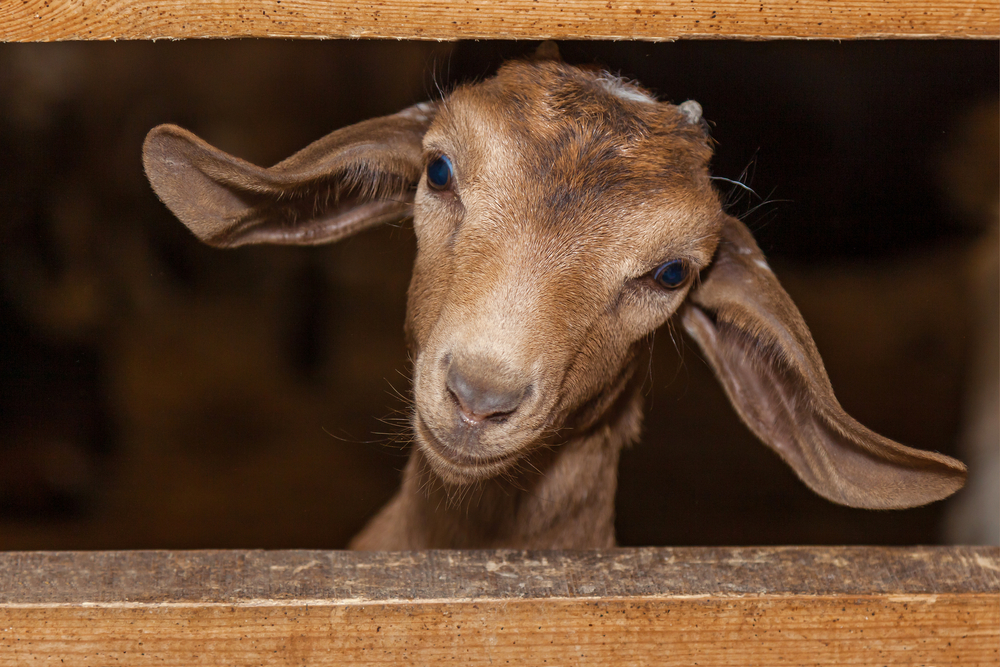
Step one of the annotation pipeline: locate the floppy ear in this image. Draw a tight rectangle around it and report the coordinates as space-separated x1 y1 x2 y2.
142 102 436 248
680 215 966 509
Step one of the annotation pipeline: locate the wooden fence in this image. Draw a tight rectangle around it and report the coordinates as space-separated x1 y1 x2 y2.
1 0 997 664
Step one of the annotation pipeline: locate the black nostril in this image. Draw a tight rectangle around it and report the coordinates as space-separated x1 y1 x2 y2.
446 359 527 423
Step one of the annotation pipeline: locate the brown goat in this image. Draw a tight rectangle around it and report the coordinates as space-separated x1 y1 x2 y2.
142 56 966 549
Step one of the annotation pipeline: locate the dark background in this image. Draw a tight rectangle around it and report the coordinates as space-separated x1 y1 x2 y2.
0 40 996 549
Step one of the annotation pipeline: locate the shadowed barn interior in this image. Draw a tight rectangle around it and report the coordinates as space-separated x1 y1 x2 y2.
0 40 996 549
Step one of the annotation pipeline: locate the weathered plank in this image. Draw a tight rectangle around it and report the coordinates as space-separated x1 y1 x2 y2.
1 547 997 665
0 0 997 42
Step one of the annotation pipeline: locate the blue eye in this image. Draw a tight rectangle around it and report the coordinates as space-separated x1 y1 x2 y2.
426 155 453 190
653 260 688 289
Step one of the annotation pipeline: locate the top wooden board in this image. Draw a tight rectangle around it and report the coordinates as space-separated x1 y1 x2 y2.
1 0 997 42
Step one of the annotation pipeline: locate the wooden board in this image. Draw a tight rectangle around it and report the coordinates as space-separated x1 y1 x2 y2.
1 546 997 665
0 0 997 42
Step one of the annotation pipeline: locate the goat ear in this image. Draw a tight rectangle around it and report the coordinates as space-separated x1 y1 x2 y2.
680 215 966 509
142 102 436 248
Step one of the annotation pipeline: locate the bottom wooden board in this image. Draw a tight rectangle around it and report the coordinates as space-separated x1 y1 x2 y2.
2 593 997 666
1 547 997 665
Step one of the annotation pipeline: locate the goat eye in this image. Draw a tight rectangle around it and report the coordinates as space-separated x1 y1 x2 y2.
426 155 453 190
653 260 688 289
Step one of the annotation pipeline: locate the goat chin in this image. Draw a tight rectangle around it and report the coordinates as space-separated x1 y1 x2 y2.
413 414 525 486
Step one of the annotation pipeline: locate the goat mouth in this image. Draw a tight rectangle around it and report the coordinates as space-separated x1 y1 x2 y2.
414 411 522 482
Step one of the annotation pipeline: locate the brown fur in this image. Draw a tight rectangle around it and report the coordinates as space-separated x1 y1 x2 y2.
142 58 966 550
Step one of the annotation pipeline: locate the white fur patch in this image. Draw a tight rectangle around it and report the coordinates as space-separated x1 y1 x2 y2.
678 100 703 125
399 101 437 123
754 258 772 272
596 74 656 105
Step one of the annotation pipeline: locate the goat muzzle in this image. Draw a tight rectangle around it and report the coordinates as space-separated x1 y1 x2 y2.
445 357 530 425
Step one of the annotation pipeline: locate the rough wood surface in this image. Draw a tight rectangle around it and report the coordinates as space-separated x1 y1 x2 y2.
1 547 997 664
0 0 997 42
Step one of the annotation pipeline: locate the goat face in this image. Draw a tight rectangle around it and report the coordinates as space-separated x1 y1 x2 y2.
406 61 721 483
143 57 965 513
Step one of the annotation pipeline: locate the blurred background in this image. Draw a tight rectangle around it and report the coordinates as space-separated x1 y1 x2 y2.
0 40 996 550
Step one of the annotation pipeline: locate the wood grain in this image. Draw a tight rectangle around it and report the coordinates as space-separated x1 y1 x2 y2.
1 547 997 665
0 0 997 42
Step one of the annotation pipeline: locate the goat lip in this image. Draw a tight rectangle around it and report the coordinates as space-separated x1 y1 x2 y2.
414 410 518 473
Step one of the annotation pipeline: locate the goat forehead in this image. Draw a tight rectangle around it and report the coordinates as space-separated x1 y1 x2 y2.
446 95 673 185
476 61 660 136
437 73 711 211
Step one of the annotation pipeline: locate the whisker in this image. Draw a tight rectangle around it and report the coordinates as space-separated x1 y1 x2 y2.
711 175 758 198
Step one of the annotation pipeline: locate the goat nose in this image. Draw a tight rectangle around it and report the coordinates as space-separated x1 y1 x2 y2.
446 359 527 424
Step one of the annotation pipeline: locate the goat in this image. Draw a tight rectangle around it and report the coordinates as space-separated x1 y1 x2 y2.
142 52 966 550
